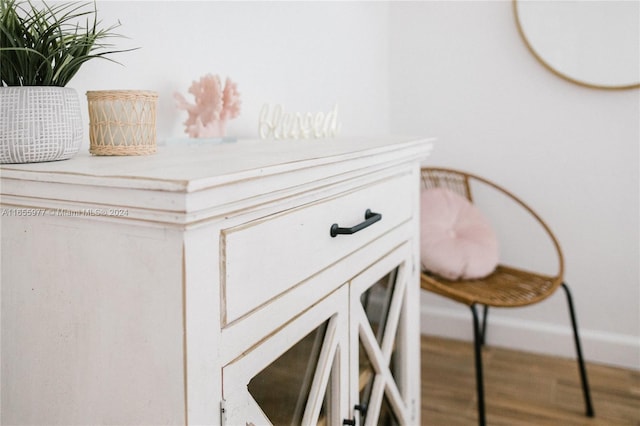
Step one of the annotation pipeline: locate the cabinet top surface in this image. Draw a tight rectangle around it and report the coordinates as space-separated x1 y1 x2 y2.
1 136 433 192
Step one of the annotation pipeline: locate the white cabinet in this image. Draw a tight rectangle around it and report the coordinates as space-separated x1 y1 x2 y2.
1 137 433 425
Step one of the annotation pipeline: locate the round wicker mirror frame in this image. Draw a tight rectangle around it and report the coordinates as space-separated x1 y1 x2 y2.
513 0 640 91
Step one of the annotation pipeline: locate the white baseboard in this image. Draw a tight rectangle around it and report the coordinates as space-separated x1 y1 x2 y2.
420 306 640 370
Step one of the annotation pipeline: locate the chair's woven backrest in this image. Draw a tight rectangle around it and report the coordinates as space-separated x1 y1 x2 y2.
420 166 566 293
421 168 473 202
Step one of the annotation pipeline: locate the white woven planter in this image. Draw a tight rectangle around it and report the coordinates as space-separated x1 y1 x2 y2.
0 87 82 164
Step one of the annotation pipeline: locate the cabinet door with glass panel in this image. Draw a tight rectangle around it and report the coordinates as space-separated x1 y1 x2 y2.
222 286 350 426
348 243 418 426
221 243 417 426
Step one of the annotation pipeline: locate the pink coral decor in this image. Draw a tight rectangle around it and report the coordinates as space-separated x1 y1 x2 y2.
174 74 241 138
420 187 499 280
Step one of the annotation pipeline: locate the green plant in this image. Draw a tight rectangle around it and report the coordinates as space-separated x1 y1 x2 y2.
0 0 132 87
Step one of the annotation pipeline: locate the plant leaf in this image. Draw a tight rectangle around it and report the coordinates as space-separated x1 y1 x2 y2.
0 0 136 86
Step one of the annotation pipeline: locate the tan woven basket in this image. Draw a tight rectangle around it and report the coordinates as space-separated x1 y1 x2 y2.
87 90 158 156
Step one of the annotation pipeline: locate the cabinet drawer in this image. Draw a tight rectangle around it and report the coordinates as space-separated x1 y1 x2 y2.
221 172 413 325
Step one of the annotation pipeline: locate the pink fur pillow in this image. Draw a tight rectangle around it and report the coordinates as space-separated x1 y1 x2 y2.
420 188 499 280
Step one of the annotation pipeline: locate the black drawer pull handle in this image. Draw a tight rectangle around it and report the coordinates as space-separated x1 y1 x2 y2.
330 209 382 238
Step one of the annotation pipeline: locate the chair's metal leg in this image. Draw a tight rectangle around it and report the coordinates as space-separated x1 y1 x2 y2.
471 304 486 426
480 305 489 346
562 283 595 417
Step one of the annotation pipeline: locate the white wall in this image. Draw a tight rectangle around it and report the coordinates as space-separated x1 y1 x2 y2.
70 1 390 146
66 1 639 369
390 1 639 369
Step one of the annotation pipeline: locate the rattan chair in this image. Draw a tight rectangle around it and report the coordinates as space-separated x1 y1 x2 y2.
419 167 594 426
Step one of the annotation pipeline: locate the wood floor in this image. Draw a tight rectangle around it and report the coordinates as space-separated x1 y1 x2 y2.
420 336 640 426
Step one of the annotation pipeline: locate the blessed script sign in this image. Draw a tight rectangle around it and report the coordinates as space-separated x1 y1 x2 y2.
258 103 341 139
